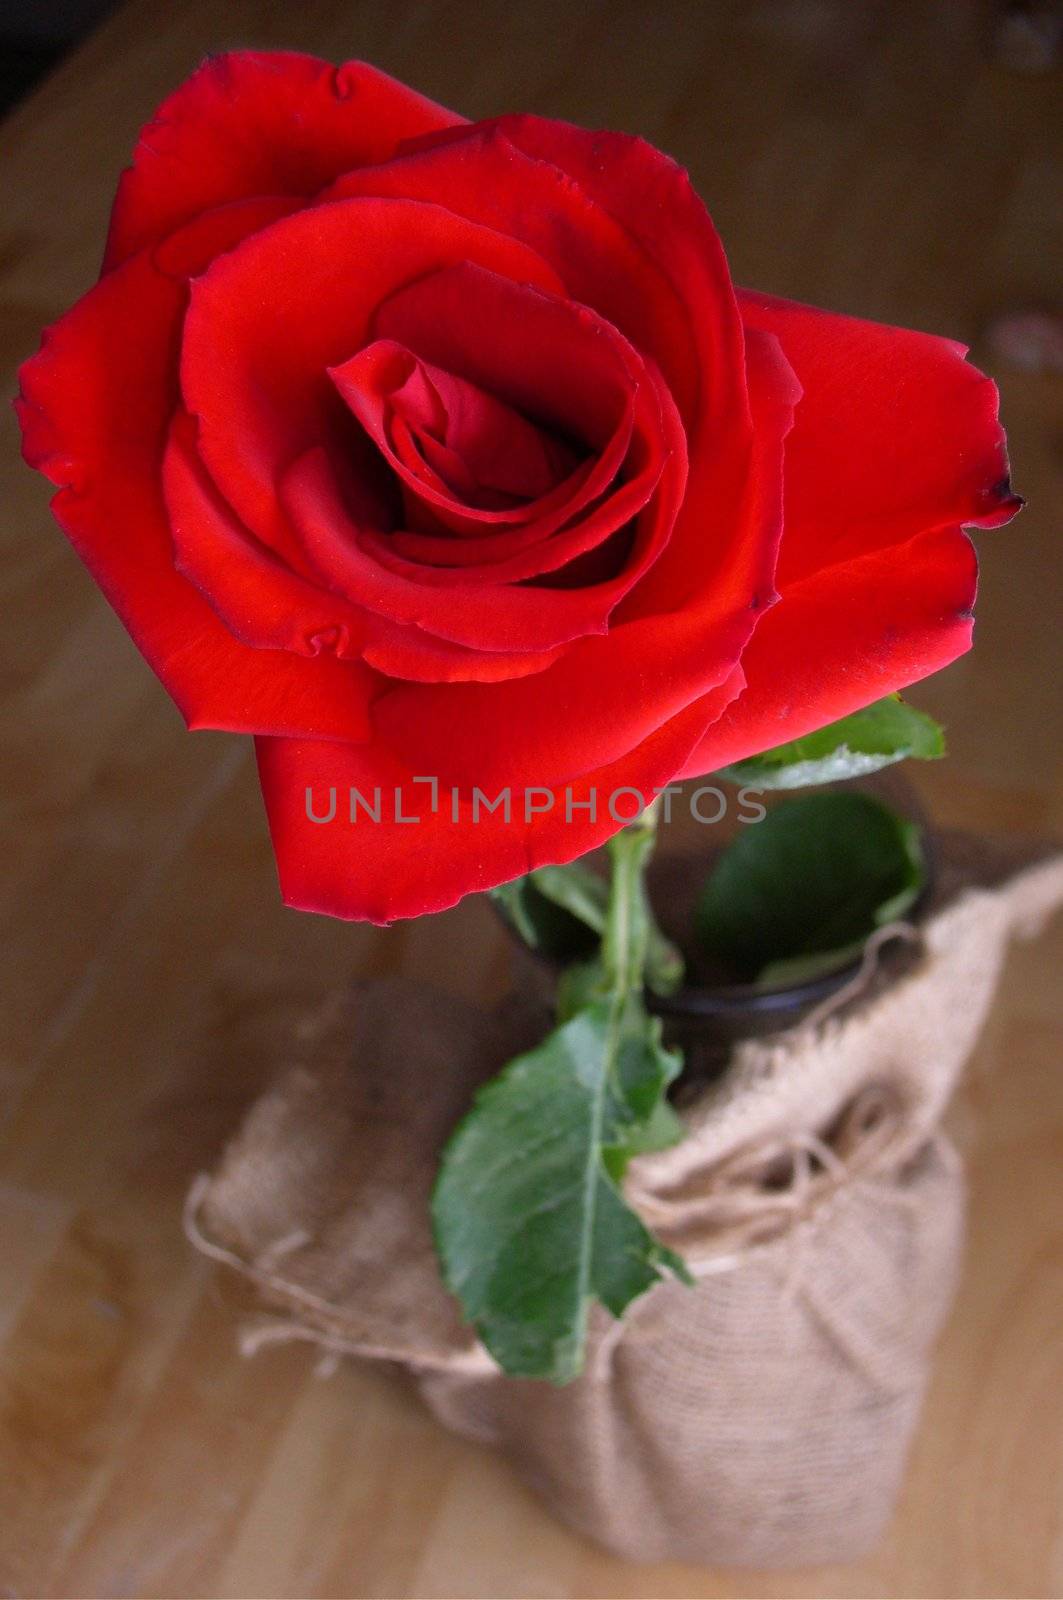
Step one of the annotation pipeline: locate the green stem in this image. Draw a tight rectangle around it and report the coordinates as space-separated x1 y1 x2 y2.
603 799 683 999
603 805 654 993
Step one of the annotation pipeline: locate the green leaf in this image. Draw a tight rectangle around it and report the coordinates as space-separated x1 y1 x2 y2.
715 695 945 789
608 996 684 1149
488 879 541 947
530 863 608 934
616 1093 687 1163
555 958 609 1022
450 804 690 1382
488 876 598 963
493 855 684 999
433 998 687 1383
695 792 926 986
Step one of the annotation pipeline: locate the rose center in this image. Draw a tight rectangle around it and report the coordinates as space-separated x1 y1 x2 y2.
332 340 583 518
388 350 581 509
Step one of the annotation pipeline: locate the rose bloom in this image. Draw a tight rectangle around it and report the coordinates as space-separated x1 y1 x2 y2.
18 53 1019 921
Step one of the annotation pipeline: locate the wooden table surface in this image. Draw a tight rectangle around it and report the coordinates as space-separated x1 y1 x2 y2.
1 2 1061 1595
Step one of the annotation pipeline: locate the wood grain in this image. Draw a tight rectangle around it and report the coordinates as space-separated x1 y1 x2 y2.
1 2 1060 1594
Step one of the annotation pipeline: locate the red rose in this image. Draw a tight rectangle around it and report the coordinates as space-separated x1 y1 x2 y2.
18 52 1019 922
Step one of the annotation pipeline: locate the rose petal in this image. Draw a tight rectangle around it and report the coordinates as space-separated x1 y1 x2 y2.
321 123 697 418
676 294 1024 778
370 325 794 786
163 409 369 660
282 362 681 652
17 203 375 741
373 260 634 450
739 290 1022 586
392 350 578 502
494 116 746 434
321 121 775 636
680 524 980 779
179 197 565 556
329 329 617 547
255 684 740 922
105 51 462 271
167 410 561 684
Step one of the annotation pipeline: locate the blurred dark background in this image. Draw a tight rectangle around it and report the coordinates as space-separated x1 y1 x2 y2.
0 0 116 111
3 1 1062 110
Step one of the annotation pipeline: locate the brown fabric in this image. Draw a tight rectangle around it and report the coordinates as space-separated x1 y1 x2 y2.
188 834 1063 1568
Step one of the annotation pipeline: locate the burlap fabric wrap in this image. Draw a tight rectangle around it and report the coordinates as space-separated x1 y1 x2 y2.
188 835 1063 1568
